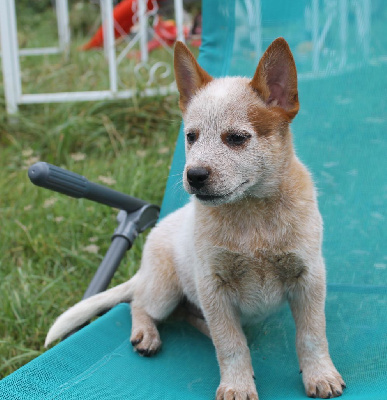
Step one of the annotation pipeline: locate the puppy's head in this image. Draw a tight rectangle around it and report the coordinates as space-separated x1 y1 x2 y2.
174 38 299 206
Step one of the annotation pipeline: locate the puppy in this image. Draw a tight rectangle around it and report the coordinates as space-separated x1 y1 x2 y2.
45 38 345 399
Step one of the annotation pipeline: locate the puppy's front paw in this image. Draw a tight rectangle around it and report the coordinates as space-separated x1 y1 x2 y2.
130 326 161 357
303 361 346 398
216 381 258 400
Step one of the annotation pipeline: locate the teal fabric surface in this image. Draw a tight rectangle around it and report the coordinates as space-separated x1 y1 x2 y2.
2 0 387 399
1 300 385 399
0 304 218 399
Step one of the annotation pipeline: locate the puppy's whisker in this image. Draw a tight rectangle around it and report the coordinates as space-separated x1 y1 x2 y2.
171 179 184 194
168 172 184 178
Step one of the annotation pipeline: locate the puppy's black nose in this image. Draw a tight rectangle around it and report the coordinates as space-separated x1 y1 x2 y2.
187 167 210 189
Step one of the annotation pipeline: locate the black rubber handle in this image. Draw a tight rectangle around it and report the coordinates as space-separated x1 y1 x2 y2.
28 162 149 213
28 162 88 197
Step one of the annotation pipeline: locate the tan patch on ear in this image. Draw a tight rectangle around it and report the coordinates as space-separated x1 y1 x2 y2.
250 37 299 120
174 41 213 113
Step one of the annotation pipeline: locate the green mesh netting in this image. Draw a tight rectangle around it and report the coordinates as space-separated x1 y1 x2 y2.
1 0 386 399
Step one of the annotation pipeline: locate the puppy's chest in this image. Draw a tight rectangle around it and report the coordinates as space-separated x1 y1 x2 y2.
210 248 306 316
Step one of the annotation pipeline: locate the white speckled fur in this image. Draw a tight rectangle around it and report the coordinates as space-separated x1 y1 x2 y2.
45 39 345 399
183 77 285 203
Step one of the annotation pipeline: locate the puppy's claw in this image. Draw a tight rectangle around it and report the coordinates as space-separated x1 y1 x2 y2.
216 383 258 400
136 347 159 357
303 362 345 398
130 337 142 346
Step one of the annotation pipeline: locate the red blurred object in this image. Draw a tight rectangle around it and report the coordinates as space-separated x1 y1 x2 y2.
82 0 201 54
127 17 197 60
190 38 201 47
82 0 158 50
146 18 190 52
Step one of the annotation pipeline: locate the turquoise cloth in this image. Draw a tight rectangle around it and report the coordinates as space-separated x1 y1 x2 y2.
2 0 387 398
1 299 386 399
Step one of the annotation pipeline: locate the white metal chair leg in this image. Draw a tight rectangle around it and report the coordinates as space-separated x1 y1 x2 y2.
0 0 21 114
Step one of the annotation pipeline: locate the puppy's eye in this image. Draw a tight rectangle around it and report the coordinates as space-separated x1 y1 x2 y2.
186 132 197 144
225 132 251 147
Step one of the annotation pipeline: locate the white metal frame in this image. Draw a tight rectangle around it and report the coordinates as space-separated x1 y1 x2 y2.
0 0 21 114
0 0 184 114
0 0 70 58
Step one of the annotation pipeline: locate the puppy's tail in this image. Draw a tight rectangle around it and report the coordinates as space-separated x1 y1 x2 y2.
45 275 138 347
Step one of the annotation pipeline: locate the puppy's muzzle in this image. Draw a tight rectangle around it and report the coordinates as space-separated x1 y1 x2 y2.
187 167 210 190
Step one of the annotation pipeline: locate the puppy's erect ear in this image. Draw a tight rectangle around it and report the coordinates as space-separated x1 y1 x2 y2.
174 41 213 112
250 37 299 120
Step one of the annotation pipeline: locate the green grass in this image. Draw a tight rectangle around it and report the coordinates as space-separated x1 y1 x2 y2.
0 7 183 378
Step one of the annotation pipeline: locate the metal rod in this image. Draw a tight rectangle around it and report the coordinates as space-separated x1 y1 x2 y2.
18 83 176 104
56 0 71 57
8 0 22 101
139 0 148 63
0 0 21 114
174 0 185 43
82 237 130 299
101 0 118 93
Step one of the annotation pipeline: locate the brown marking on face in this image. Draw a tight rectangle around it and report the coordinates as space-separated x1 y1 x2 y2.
186 129 200 146
220 130 252 149
247 102 288 137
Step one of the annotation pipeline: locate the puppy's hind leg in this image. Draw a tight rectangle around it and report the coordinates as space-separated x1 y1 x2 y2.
129 232 182 357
